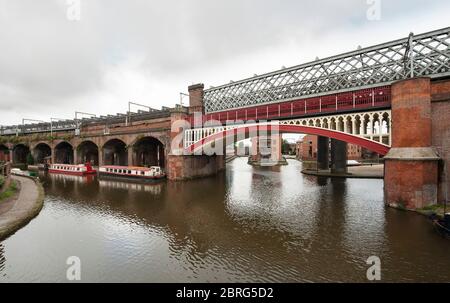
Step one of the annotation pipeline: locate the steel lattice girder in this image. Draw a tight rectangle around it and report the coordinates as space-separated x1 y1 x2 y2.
204 27 450 113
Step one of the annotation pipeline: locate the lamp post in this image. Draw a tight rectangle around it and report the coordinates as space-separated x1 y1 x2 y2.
126 102 156 126
180 92 189 107
74 112 96 136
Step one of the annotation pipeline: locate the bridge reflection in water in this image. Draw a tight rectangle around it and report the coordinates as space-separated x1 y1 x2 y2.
1 158 450 282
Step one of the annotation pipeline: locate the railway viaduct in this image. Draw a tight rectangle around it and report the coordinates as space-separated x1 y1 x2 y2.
1 27 450 210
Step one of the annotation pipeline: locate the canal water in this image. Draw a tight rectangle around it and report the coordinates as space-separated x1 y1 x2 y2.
1 158 449 282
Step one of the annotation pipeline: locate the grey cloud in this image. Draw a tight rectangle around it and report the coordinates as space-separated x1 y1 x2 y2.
0 0 449 124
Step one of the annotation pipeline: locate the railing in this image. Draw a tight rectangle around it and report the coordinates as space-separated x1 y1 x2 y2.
203 27 450 113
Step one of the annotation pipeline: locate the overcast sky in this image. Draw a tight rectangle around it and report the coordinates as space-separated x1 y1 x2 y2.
0 0 449 127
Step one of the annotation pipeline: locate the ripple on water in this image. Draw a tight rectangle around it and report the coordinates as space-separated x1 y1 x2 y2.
0 158 450 282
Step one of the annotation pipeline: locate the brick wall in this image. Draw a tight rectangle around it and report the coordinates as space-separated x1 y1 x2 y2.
167 154 224 180
296 134 362 161
431 79 450 203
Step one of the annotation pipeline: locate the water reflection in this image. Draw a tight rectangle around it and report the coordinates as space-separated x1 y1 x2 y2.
0 158 449 282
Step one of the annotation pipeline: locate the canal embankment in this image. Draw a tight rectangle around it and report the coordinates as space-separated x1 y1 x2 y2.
0 175 44 240
302 164 384 179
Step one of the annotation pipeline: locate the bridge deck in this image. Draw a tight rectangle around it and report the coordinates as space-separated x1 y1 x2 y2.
188 86 390 126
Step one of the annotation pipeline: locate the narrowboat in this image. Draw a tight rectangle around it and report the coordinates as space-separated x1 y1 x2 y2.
431 213 450 240
98 165 165 181
48 163 97 176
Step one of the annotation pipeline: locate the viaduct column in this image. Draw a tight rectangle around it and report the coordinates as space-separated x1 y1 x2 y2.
270 133 283 163
166 84 225 181
98 147 104 167
9 148 14 164
51 146 56 164
384 77 440 209
248 134 286 166
330 139 348 174
127 147 133 166
317 136 329 170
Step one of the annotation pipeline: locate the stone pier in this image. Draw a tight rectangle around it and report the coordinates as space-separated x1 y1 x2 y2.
330 139 348 174
317 136 329 170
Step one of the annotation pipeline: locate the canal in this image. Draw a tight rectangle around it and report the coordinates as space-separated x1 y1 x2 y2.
1 158 449 282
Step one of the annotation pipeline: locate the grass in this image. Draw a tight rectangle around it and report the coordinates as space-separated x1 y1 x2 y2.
420 204 442 211
0 181 17 202
417 203 449 218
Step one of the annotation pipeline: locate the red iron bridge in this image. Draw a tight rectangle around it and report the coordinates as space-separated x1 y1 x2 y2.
183 27 450 156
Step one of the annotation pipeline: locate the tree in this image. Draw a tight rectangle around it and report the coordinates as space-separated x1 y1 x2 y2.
281 139 291 155
26 153 34 165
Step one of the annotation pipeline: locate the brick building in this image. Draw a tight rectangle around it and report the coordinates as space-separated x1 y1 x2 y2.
0 146 10 162
296 135 363 161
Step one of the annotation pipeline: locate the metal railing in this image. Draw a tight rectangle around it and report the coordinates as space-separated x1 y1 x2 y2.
0 108 172 136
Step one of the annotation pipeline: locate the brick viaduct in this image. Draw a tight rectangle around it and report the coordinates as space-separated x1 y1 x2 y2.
0 77 449 210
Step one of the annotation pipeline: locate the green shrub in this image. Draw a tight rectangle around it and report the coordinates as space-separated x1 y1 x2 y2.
26 153 34 165
0 181 17 201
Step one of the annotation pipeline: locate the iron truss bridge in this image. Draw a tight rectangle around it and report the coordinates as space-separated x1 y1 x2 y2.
203 27 450 113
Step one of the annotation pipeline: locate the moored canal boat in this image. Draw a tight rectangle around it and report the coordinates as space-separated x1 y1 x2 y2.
48 163 97 176
431 213 450 240
99 165 165 181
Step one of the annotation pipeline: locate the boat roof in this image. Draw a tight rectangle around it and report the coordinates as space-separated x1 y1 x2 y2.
51 164 87 167
100 165 160 171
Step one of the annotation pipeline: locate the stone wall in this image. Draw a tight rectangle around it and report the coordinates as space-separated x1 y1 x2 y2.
0 162 11 194
167 154 224 181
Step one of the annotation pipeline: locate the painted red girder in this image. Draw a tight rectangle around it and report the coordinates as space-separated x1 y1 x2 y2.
187 85 391 125
185 124 390 156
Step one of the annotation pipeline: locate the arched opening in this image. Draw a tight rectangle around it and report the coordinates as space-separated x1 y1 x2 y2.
0 144 10 162
77 141 99 166
33 143 51 164
13 144 30 164
133 137 165 168
186 124 390 156
55 141 74 164
103 139 127 166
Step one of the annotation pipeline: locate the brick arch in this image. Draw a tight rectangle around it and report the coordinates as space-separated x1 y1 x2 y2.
102 137 128 166
129 134 167 148
98 135 132 150
0 143 10 162
131 135 167 168
30 140 53 150
0 143 10 150
76 140 99 165
32 142 52 164
12 143 31 164
54 141 74 164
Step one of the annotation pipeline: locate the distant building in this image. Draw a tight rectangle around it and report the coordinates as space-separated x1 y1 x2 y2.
0 147 10 162
296 135 363 161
